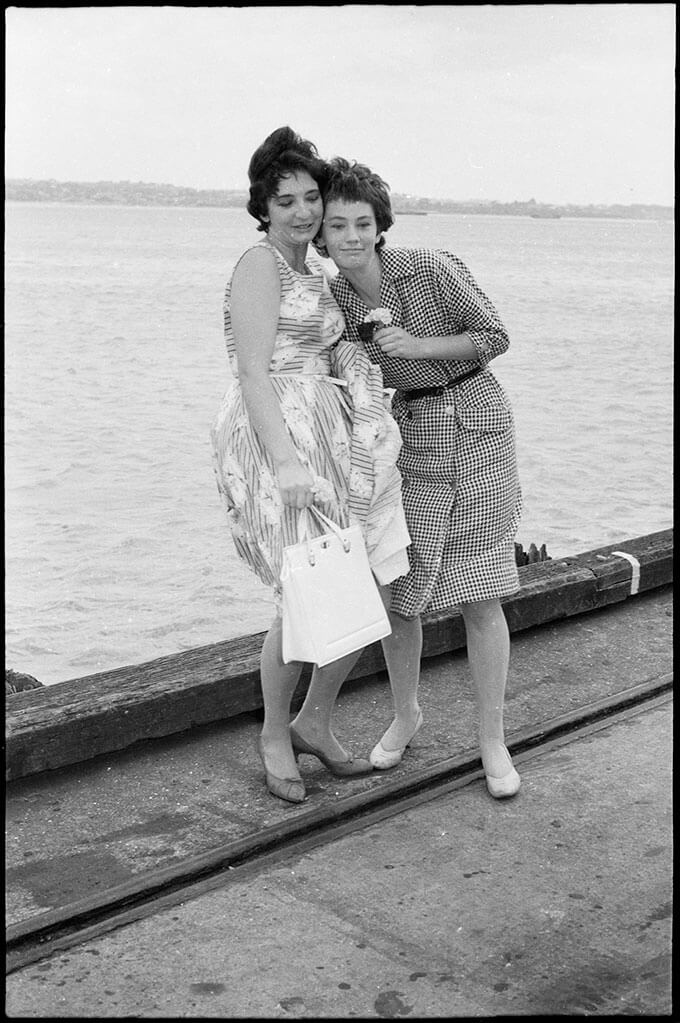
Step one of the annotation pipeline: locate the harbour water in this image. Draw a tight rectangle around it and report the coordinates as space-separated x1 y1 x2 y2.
4 203 673 685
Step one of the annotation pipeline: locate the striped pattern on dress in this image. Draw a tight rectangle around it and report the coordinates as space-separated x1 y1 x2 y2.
210 240 410 605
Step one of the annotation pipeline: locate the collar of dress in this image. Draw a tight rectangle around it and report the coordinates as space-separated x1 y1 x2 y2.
332 247 415 317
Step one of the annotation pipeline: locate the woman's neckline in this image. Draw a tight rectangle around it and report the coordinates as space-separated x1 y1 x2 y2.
263 237 316 276
333 246 382 308
341 264 382 309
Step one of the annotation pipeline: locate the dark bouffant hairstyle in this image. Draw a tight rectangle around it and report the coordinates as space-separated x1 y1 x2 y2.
319 158 394 250
247 126 328 232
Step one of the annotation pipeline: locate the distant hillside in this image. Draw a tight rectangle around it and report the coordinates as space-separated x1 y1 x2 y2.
5 178 673 220
5 178 248 209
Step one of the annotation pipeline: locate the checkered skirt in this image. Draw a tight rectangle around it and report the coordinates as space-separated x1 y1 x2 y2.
389 372 521 616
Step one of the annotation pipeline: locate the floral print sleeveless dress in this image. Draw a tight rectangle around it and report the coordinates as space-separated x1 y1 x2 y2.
210 240 410 608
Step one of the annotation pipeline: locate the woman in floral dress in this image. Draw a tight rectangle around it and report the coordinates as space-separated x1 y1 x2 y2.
210 128 410 804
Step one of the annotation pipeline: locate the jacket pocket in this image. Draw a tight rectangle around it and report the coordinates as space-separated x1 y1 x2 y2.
456 402 512 433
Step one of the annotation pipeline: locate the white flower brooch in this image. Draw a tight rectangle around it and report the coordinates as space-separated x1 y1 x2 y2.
358 307 392 342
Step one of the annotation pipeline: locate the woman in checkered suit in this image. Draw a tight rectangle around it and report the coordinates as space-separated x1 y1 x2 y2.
315 158 522 798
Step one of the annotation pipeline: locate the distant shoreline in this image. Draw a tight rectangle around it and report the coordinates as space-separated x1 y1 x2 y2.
5 179 673 221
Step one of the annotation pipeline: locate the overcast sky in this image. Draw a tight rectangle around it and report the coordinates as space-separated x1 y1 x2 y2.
5 5 675 205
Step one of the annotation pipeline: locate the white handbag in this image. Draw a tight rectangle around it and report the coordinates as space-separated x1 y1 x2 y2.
281 506 392 666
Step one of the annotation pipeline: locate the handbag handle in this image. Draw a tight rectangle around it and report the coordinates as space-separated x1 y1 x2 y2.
297 506 352 553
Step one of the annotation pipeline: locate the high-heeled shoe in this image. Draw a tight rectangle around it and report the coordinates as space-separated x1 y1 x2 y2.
483 743 521 799
369 709 424 770
289 725 373 777
257 738 306 804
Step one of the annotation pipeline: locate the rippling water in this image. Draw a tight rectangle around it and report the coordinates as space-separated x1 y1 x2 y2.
4 203 673 684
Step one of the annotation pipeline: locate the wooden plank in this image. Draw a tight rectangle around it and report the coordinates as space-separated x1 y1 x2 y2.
559 530 673 605
5 530 672 781
503 560 598 631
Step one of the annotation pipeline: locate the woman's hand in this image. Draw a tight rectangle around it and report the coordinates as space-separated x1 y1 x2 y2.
373 326 421 359
275 457 315 509
374 327 480 362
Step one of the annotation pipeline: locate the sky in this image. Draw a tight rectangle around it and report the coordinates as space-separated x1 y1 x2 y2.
4 4 676 206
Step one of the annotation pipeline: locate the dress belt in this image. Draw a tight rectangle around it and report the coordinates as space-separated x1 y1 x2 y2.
400 365 483 401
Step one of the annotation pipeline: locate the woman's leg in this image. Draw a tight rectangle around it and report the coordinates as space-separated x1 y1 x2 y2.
375 603 423 750
289 648 365 760
291 589 422 760
259 616 305 780
459 597 516 778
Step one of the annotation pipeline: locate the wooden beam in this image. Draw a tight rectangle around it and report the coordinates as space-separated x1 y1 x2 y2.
5 530 672 781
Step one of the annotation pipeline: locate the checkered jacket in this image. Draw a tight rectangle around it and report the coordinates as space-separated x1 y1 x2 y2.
330 246 521 614
329 246 509 391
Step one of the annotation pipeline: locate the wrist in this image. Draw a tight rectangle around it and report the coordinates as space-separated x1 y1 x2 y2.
420 336 443 359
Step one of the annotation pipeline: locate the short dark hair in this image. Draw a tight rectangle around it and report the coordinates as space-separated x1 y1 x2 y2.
320 158 394 250
246 126 328 232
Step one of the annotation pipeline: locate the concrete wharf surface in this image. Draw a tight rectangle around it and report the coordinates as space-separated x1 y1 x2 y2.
5 586 673 1017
